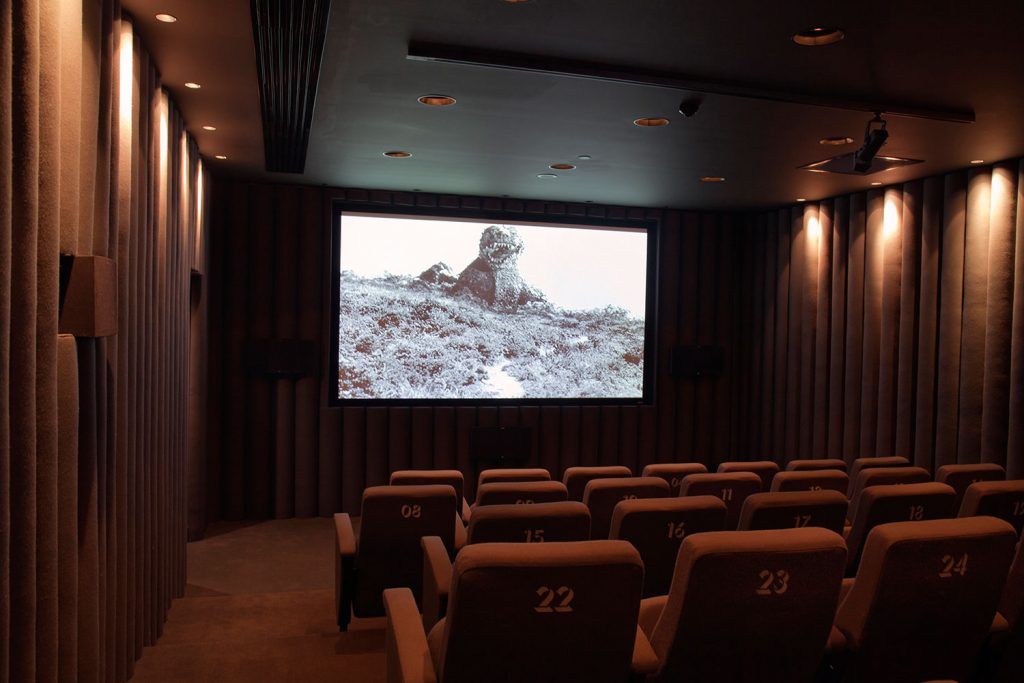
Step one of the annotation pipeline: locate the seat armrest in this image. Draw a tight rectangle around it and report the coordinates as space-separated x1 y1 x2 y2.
461 498 471 524
453 513 467 552
334 513 357 557
630 625 660 676
638 595 668 638
384 588 437 683
838 577 855 605
421 536 453 632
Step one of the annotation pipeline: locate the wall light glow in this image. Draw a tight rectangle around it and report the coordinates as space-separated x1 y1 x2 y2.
119 25 134 124
883 193 900 239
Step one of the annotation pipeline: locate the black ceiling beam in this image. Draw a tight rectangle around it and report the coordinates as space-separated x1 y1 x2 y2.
407 41 975 124
251 0 332 173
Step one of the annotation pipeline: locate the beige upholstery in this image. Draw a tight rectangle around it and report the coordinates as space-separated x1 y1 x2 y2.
959 480 1024 537
717 460 780 490
936 463 1006 509
609 496 727 598
467 501 591 544
737 490 849 534
387 541 646 683
834 517 1017 682
847 456 911 484
473 480 568 507
562 465 633 501
847 465 931 503
844 482 956 576
679 472 762 530
641 463 709 496
785 458 848 472
771 469 849 494
391 469 470 521
334 484 457 630
477 467 551 488
583 476 671 539
641 528 846 682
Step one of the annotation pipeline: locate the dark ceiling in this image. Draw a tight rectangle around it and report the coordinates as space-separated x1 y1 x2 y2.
126 0 1024 210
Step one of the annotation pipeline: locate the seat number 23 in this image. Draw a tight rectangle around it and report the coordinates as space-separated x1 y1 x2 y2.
756 569 790 596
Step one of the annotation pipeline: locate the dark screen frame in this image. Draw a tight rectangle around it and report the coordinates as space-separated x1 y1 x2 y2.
327 200 659 407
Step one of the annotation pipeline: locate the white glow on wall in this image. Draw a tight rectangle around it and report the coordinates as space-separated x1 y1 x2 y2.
118 24 133 125
884 193 900 240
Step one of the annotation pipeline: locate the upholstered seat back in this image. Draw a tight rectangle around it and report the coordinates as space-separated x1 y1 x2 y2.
390 469 465 508
641 463 708 496
467 501 591 544
936 463 1006 509
431 541 644 683
583 476 671 539
717 460 780 490
562 465 633 501
355 484 457 616
648 528 846 683
959 480 1024 537
835 517 1016 682
737 490 849 534
847 456 911 486
477 467 551 488
609 496 727 597
770 469 849 494
785 458 848 472
679 472 762 530
847 466 931 511
474 480 568 507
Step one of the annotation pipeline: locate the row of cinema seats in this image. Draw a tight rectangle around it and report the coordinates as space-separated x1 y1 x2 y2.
334 459 1024 681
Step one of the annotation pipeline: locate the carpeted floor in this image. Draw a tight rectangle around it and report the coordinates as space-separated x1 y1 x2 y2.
130 518 386 682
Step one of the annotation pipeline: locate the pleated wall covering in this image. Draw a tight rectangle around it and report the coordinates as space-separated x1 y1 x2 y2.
730 161 1024 478
0 2 208 682
207 184 743 517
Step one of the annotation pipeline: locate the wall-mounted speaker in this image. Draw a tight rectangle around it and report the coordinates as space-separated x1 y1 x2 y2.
670 345 724 379
58 254 118 338
469 426 532 468
245 339 320 378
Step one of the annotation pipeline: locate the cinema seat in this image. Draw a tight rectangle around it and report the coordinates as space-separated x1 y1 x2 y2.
562 465 633 501
679 472 762 529
958 480 1024 537
637 527 846 682
717 460 780 490
477 467 551 488
423 502 592 629
847 456 911 484
334 484 460 631
832 517 1016 682
843 482 956 576
391 469 471 522
986 537 1024 682
583 476 672 539
771 469 849 494
785 458 849 472
609 496 727 597
641 463 708 495
737 490 849 534
385 541 648 683
847 465 931 504
935 462 1006 509
472 480 568 507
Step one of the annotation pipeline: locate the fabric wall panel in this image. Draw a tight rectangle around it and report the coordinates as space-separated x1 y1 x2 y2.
827 197 849 459
914 177 944 468
694 214 718 461
784 208 804 461
653 211 680 462
1007 160 1024 479
860 191 885 456
772 211 791 459
812 203 833 457
895 182 922 460
675 213 700 461
317 409 341 516
713 217 735 464
341 407 365 515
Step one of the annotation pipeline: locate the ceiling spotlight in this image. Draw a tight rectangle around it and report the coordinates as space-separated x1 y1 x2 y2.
678 98 702 118
537 173 558 179
796 198 807 202
870 181 882 186
214 155 227 160
202 125 217 131
184 82 201 89
549 163 575 170
383 151 412 158
633 117 670 127
792 27 845 46
970 159 985 164
853 113 889 173
820 136 854 145
155 13 178 23
418 94 456 106
576 154 592 161
700 176 726 182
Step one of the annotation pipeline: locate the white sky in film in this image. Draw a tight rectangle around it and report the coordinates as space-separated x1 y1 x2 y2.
339 213 649 317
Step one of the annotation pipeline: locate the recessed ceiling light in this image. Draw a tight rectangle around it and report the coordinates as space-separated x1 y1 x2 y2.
184 82 201 89
550 163 575 170
155 13 178 23
202 125 217 131
633 117 670 127
796 198 807 202
576 154 592 161
820 136 854 145
214 155 227 160
792 27 845 46
383 150 412 158
418 94 456 106
970 159 985 164
870 181 882 186
537 173 558 179
700 176 726 182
